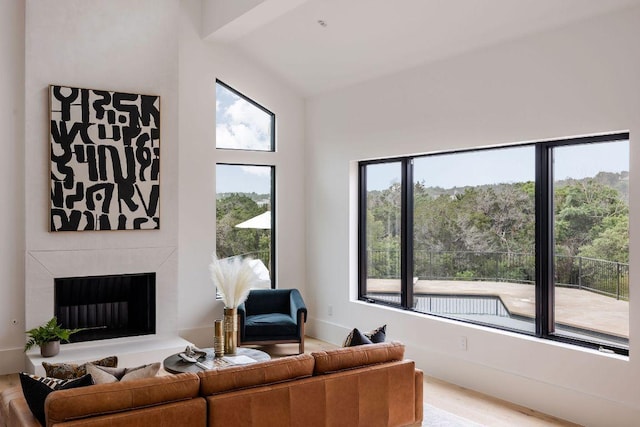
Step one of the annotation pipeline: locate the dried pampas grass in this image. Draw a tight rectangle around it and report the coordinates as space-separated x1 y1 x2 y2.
209 254 262 308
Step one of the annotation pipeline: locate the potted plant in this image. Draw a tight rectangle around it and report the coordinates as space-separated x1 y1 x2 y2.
24 316 83 357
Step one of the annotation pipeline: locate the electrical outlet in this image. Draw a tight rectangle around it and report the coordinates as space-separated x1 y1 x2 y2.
458 336 468 351
328 305 333 316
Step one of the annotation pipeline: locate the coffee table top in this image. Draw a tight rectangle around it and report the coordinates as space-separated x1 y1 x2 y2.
163 347 271 374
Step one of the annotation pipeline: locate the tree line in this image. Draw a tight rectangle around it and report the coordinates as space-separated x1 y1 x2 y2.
367 172 629 287
216 193 270 264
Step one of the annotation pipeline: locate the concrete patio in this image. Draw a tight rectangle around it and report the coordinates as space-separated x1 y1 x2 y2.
367 279 629 340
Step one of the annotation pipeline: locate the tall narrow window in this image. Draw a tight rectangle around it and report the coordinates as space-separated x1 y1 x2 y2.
215 80 276 287
216 164 274 285
552 140 629 348
361 161 403 304
216 81 275 151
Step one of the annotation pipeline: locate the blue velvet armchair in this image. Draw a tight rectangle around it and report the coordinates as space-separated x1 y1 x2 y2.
237 288 307 354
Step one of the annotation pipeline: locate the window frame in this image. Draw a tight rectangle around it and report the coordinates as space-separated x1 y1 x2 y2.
215 163 276 289
358 132 630 355
215 79 276 152
215 79 277 289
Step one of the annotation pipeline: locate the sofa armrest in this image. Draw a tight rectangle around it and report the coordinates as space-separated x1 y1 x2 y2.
8 399 40 427
414 368 424 423
289 289 307 323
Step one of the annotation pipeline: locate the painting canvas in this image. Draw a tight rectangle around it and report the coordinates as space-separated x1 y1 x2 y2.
49 85 160 231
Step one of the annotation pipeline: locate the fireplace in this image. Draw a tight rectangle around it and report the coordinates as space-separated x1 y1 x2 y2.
54 272 156 343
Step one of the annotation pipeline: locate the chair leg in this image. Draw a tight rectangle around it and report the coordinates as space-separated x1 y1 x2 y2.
298 320 305 354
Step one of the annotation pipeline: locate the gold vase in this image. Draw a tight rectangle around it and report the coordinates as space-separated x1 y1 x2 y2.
214 319 224 357
223 307 237 354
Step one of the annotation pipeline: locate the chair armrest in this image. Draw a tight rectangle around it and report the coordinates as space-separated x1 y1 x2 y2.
237 303 246 319
237 303 246 341
289 289 307 322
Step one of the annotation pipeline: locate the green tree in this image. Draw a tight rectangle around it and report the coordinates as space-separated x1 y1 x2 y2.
554 180 627 259
216 194 269 260
579 216 628 263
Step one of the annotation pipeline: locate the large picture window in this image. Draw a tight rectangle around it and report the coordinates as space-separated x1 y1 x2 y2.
359 133 629 354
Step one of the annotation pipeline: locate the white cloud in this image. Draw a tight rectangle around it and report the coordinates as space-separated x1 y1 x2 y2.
216 98 271 150
241 165 271 177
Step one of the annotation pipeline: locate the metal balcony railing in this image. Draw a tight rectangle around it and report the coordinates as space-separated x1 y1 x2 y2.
367 250 629 300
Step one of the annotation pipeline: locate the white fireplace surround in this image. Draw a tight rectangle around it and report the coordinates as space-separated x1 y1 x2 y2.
24 246 190 375
26 247 178 332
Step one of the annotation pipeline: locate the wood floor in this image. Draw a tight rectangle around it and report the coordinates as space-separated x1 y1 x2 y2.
0 337 580 427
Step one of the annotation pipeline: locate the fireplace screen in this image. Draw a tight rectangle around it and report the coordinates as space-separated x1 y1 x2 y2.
54 272 156 343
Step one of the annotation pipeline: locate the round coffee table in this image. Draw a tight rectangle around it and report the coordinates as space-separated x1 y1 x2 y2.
163 347 271 374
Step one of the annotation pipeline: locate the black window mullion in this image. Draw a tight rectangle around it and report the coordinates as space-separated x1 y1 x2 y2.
270 166 276 289
401 159 414 308
535 144 554 337
358 164 368 299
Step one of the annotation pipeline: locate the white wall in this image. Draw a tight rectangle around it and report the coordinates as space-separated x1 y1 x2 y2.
178 0 306 346
0 0 305 372
0 0 26 374
306 6 640 427
18 0 180 370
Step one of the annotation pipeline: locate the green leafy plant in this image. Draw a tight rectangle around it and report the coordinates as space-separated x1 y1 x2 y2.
24 317 83 352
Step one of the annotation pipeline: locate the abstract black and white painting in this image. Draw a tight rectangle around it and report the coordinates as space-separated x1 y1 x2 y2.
50 85 160 231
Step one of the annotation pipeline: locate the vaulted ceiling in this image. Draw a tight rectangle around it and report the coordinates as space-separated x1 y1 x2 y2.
204 0 640 96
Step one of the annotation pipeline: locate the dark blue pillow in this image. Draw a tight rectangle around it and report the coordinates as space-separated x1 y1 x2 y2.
365 324 387 343
343 328 373 347
19 373 93 425
343 325 387 347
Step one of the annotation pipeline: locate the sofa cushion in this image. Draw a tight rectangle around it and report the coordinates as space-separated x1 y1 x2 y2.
198 353 314 395
19 373 93 425
43 356 118 379
45 372 199 424
312 341 405 375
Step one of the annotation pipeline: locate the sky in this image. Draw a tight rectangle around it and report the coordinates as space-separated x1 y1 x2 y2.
216 82 275 194
217 164 272 194
215 81 628 194
367 140 629 191
216 83 272 151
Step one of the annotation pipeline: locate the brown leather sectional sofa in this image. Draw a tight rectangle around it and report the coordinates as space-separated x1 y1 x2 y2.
1 342 423 427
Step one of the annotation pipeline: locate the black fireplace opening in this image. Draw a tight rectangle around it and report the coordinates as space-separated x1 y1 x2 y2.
54 272 156 343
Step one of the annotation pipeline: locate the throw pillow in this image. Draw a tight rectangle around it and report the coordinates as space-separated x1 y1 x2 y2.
86 362 161 385
343 328 373 347
343 324 387 347
43 356 118 380
364 324 387 343
19 373 93 425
